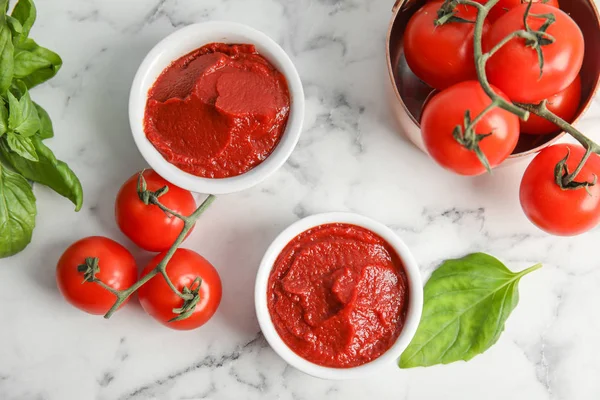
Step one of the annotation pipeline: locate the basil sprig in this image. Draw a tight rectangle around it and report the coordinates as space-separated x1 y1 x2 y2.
400 253 542 368
0 0 82 259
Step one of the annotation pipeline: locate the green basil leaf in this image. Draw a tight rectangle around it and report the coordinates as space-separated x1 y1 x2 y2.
6 132 37 161
7 90 40 137
399 253 542 368
33 102 52 139
6 16 23 36
0 21 14 94
13 38 61 89
11 0 35 38
0 160 36 258
0 101 8 136
1 137 82 210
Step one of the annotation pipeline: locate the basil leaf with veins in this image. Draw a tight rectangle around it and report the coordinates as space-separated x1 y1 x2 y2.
13 37 61 89
400 253 542 368
0 18 14 93
0 137 82 210
11 0 35 38
0 160 36 258
6 131 36 160
7 90 39 137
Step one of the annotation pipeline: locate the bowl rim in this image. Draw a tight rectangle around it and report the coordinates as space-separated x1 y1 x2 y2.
385 0 600 160
129 21 305 194
254 212 424 380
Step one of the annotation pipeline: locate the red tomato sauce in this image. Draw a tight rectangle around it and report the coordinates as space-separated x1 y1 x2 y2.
267 223 410 368
144 43 291 178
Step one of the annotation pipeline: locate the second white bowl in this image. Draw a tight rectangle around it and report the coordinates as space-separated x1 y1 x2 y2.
129 21 305 194
255 212 423 380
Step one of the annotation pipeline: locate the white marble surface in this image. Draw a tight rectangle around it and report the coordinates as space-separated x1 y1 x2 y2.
1 0 600 399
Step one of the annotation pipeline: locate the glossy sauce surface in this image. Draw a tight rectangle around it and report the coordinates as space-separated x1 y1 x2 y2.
144 43 290 178
267 223 410 368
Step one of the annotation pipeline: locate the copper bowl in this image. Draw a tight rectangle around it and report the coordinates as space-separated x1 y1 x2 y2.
386 0 600 164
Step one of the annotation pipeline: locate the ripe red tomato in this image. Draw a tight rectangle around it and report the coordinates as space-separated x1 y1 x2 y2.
520 144 600 236
521 75 581 135
115 170 196 252
485 3 584 103
474 0 559 22
56 236 137 315
421 81 520 175
138 249 222 330
405 2 491 90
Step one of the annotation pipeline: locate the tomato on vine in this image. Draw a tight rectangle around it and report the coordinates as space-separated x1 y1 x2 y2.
521 75 581 135
485 3 584 104
405 1 491 90
474 0 559 22
138 249 222 330
421 81 519 176
520 144 600 236
116 170 197 252
56 237 137 315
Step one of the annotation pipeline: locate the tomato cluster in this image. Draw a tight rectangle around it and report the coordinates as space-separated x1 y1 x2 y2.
405 0 600 236
56 170 222 330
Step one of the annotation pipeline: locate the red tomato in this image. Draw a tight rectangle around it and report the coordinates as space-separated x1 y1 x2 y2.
405 2 491 90
474 0 559 22
520 144 600 236
421 81 520 176
115 170 196 252
138 249 222 330
56 237 137 315
521 75 581 135
485 3 584 103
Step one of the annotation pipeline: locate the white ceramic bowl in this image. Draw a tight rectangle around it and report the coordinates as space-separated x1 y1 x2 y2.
129 21 305 194
255 212 423 380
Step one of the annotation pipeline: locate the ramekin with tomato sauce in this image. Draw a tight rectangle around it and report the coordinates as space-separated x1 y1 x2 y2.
129 22 304 194
255 213 423 380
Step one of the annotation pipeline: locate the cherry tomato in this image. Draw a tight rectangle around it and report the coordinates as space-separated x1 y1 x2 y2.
521 75 581 135
421 81 520 176
520 144 600 236
474 0 559 22
405 2 491 90
138 249 222 330
115 170 197 252
56 236 137 315
485 3 584 103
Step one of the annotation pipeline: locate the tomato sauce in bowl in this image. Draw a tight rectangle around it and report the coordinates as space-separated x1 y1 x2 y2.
143 43 291 179
267 223 410 368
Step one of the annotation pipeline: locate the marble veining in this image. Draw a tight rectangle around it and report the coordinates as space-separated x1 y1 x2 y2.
1 0 600 399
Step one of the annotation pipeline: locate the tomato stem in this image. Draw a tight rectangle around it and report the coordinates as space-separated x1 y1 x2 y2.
445 0 597 179
97 175 216 320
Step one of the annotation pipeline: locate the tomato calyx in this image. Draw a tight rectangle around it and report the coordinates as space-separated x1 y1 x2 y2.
170 277 203 322
77 257 101 284
554 147 598 193
435 1 476 26
520 1 556 77
136 171 190 223
452 110 493 173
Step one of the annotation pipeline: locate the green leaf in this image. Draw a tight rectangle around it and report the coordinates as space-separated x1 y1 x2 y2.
0 21 15 94
0 161 36 258
7 90 40 137
1 137 82 210
33 102 52 139
0 101 8 136
13 38 61 89
399 253 542 368
11 0 36 38
6 132 37 161
6 16 23 36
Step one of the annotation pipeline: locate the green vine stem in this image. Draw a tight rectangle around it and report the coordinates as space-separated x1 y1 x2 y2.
439 0 600 187
83 172 216 320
